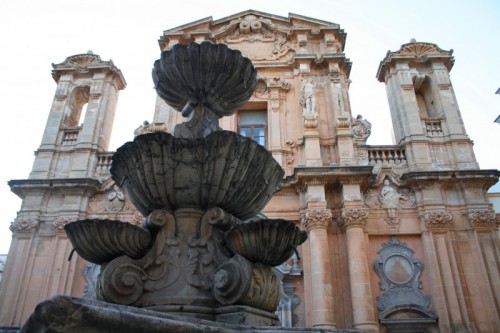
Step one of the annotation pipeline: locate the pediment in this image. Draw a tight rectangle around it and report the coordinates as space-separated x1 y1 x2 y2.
159 10 346 62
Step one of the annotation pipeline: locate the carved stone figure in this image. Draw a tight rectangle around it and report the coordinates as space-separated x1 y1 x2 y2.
299 78 317 119
351 114 372 143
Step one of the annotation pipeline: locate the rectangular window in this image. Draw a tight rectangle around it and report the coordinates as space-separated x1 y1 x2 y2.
238 110 267 147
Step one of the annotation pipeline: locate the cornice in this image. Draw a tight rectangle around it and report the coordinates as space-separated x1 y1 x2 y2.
8 178 102 199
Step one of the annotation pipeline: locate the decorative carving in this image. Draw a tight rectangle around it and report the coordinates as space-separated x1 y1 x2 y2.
299 78 317 120
373 236 436 325
468 209 496 229
351 114 372 143
364 179 416 209
339 208 368 231
423 211 453 229
302 209 332 231
134 120 168 137
400 42 439 59
254 78 268 98
212 254 280 312
53 217 77 232
66 53 101 72
214 15 294 61
10 216 39 233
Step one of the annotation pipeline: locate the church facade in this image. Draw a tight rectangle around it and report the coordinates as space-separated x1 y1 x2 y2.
1 10 499 333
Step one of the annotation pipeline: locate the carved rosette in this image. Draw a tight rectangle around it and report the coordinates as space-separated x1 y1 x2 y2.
301 209 332 232
10 217 39 233
422 211 453 230
468 209 496 229
339 208 368 231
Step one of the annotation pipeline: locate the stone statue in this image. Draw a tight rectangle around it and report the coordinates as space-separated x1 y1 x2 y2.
380 179 401 209
300 78 317 119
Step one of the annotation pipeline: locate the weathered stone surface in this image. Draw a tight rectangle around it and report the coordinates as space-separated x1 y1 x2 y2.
225 220 307 266
152 41 257 138
20 296 362 333
64 219 153 264
111 131 284 221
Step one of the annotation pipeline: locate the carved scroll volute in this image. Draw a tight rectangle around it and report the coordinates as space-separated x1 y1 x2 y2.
212 254 280 312
302 209 332 232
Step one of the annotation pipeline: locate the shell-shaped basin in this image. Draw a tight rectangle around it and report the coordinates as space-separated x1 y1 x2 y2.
64 219 153 264
225 219 308 266
152 41 257 117
110 131 284 221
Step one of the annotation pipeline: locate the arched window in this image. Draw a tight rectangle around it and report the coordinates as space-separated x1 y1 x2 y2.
65 86 90 127
413 76 437 118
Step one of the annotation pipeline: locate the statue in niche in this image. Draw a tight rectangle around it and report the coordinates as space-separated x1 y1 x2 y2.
299 78 317 119
351 114 372 143
380 179 401 209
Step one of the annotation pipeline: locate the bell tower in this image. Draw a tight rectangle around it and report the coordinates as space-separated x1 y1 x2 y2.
31 52 126 179
0 52 126 326
377 40 479 171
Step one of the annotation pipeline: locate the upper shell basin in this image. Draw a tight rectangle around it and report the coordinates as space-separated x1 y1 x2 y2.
152 41 257 117
110 131 284 220
225 219 308 266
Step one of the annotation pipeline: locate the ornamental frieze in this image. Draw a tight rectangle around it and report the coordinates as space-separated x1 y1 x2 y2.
422 211 453 229
301 209 332 232
338 208 368 231
10 217 39 233
468 209 496 229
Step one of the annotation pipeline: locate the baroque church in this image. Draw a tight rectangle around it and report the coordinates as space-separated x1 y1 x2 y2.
1 10 499 333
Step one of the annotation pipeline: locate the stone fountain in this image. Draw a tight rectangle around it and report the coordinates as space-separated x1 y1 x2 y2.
19 42 326 332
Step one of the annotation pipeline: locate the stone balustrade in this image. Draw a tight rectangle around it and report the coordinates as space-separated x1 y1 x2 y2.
423 119 444 136
62 127 80 144
367 146 407 166
96 152 114 173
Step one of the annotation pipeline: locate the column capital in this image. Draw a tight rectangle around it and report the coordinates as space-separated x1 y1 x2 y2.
339 208 368 232
468 209 496 230
302 209 332 232
422 210 453 230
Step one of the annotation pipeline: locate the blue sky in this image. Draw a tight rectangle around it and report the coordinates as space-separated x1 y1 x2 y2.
0 0 499 253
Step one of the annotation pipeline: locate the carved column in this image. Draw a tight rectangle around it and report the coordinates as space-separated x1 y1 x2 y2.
302 208 336 328
339 208 378 333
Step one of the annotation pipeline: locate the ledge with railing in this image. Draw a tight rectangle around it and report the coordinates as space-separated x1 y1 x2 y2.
366 146 407 166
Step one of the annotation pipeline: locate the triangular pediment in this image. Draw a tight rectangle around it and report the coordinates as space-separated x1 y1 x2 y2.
159 10 347 63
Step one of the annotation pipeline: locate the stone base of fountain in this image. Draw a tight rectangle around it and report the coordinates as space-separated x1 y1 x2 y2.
20 296 361 333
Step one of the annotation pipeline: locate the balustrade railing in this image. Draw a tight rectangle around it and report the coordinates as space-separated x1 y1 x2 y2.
367 146 407 165
62 127 80 144
97 152 114 173
423 118 444 136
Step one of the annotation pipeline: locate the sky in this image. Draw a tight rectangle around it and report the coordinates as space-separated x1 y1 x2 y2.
0 0 499 253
